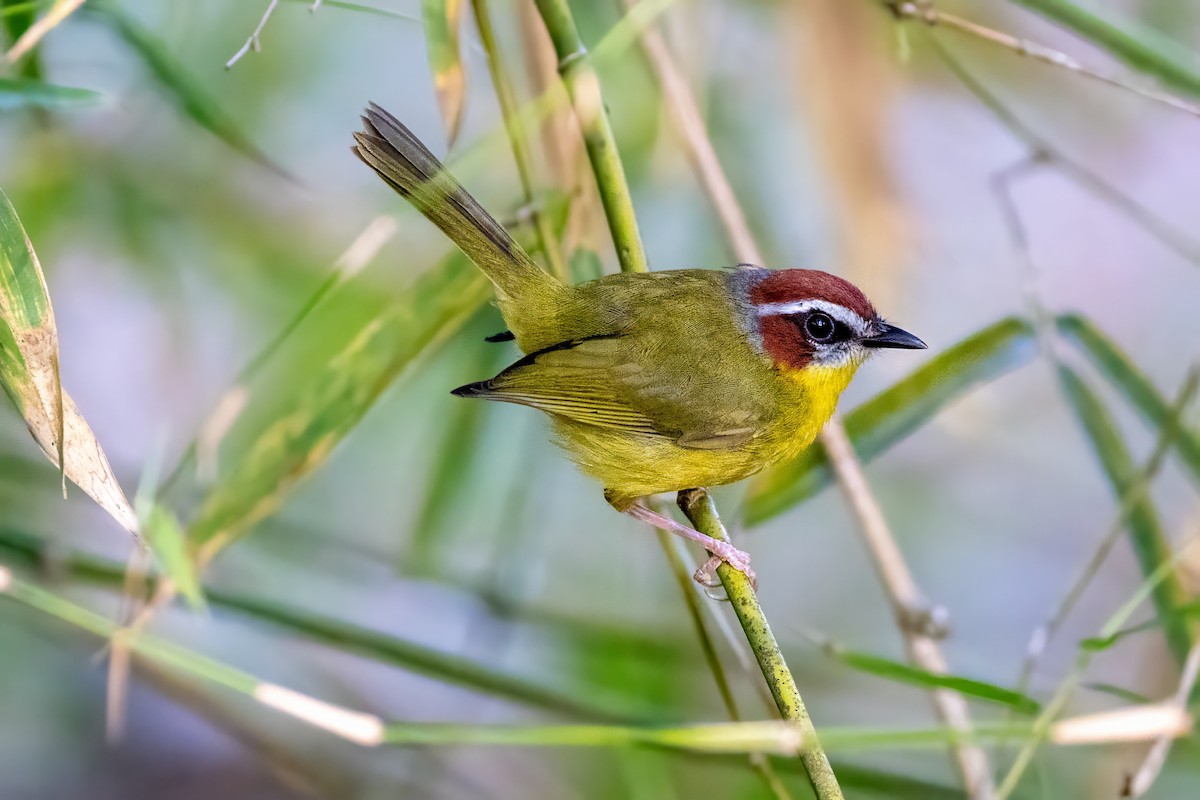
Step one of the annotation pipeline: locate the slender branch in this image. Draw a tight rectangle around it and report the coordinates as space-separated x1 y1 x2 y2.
1125 642 1200 797
625 0 763 266
226 0 280 69
531 0 649 273
932 37 1200 269
627 3 993 795
471 0 569 280
886 1 1200 119
679 489 843 799
1 0 85 69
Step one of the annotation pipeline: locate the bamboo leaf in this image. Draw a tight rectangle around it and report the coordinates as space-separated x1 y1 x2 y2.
1057 313 1200 486
1011 0 1200 97
825 647 1040 714
0 76 99 108
141 502 204 610
1055 363 1195 665
744 317 1036 525
88 4 286 175
422 0 466 148
188 250 491 553
0 188 138 537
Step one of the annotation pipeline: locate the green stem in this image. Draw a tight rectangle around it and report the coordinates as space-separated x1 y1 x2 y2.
471 0 569 281
679 490 844 800
531 0 649 274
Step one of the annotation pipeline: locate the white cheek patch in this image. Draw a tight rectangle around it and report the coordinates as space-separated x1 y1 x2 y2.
755 299 870 336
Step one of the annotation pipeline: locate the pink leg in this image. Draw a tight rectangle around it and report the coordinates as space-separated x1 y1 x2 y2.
623 504 756 588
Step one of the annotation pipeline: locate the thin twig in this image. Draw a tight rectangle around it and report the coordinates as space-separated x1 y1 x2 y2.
887 1 1200 119
226 0 280 69
625 0 763 266
1012 367 1200 724
997 530 1200 799
679 490 843 799
1 0 86 69
932 38 1200 269
1125 642 1200 797
627 3 993 795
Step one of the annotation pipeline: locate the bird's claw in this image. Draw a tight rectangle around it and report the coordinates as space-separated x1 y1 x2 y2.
693 548 757 591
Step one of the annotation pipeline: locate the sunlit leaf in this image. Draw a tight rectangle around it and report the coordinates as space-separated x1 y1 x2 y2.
1012 0 1200 97
1055 363 1195 665
0 76 99 109
422 0 466 147
1057 313 1200 486
825 647 1040 714
744 317 1036 525
189 250 491 554
0 188 138 537
88 4 286 175
140 502 204 610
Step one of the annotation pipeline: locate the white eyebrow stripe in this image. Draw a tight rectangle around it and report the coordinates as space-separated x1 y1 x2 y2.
755 299 870 334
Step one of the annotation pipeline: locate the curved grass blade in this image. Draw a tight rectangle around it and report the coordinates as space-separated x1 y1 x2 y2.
0 76 99 109
1057 313 1200 486
744 317 1036 526
1012 0 1200 97
0 188 138 537
140 502 204 610
823 647 1040 714
422 0 467 148
87 4 287 176
189 250 490 555
1055 364 1196 665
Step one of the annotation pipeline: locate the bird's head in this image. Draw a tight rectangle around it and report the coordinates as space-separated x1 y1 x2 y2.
740 268 926 377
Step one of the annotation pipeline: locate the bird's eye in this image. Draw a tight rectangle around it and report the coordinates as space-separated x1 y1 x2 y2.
804 312 835 343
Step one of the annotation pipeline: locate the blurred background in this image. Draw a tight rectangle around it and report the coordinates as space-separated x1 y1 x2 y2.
1 0 1199 797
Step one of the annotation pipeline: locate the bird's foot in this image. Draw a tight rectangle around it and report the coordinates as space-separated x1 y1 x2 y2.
694 548 757 590
618 502 757 590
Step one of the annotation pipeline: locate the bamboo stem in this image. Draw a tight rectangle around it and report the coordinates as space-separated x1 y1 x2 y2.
679 489 843 799
531 0 649 273
529 2 838 796
471 0 569 281
628 3 992 796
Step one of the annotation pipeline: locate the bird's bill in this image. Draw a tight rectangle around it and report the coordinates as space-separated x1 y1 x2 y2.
862 322 927 350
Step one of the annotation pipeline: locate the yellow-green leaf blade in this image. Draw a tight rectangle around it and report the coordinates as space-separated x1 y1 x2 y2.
1055 363 1196 666
1057 313 1200 486
0 188 138 538
0 76 99 109
141 503 204 610
744 317 1037 526
189 250 490 552
422 0 466 147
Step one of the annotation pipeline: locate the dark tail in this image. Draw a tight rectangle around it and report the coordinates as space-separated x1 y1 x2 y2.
352 103 559 305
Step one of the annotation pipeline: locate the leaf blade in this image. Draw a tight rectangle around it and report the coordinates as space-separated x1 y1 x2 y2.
0 76 100 109
0 188 138 537
189 250 491 553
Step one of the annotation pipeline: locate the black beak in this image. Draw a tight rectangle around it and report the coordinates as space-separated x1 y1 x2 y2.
862 321 927 350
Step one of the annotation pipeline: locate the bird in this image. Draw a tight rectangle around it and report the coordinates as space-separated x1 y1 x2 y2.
352 103 925 586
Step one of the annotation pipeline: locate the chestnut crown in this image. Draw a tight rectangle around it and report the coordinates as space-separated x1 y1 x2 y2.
745 269 925 370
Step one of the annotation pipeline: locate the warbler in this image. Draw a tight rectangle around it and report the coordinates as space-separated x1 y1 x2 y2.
353 103 925 584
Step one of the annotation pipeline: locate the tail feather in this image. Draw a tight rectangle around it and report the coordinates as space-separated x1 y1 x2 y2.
352 102 557 305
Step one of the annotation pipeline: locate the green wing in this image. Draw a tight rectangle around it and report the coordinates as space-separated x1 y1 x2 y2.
453 333 774 450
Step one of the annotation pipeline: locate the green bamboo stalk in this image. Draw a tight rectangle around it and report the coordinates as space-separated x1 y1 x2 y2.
528 2 839 796
471 0 568 281
679 489 844 800
531 0 648 273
